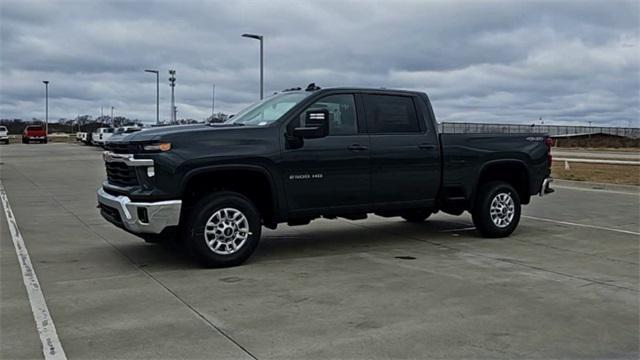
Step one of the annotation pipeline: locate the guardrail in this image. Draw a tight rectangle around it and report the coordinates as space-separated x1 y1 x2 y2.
554 158 640 166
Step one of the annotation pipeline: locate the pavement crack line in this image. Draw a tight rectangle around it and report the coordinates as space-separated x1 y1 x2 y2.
340 219 636 293
7 164 259 360
60 199 259 360
0 181 67 360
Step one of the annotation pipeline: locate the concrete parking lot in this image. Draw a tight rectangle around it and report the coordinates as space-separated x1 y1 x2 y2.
1 143 638 359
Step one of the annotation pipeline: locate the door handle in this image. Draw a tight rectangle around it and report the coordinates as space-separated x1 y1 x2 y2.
418 144 436 150
347 144 368 151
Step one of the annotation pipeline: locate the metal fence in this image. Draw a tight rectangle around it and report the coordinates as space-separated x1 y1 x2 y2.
439 122 640 139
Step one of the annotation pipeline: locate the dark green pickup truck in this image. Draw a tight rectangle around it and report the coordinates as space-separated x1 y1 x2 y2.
98 85 554 267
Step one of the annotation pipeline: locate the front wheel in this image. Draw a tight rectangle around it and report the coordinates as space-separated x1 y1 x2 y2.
185 191 261 267
472 181 521 238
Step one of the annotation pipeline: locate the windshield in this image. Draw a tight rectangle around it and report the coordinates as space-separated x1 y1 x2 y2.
226 92 309 126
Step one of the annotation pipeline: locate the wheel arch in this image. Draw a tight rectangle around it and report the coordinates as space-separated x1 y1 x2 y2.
472 159 531 208
180 165 279 227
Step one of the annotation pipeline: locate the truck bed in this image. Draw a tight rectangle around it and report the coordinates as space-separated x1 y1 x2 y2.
439 133 551 208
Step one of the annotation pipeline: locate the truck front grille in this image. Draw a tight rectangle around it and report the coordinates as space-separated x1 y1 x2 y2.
105 162 139 186
106 143 131 154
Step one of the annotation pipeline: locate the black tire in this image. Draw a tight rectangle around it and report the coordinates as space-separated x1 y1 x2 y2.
185 191 261 268
43 138 48 144
472 181 521 238
401 209 432 223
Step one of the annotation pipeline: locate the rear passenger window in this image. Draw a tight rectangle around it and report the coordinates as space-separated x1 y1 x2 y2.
364 95 420 133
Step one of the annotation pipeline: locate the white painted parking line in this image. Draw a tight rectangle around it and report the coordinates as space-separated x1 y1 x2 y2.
524 215 640 236
0 182 67 360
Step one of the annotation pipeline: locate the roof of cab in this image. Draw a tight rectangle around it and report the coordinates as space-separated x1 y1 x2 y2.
280 86 424 97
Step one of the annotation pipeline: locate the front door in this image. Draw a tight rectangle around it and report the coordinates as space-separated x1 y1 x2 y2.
281 94 370 213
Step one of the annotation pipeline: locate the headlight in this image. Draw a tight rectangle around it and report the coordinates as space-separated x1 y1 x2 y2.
143 142 171 152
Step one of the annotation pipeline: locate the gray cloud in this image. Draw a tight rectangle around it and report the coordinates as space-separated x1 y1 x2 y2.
0 0 638 126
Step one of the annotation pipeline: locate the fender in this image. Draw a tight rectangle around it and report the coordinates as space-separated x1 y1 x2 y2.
470 158 530 208
180 164 282 219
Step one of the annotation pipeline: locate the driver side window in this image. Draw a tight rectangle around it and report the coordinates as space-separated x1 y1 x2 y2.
295 94 358 136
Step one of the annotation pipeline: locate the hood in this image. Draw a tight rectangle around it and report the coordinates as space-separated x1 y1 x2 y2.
119 123 250 143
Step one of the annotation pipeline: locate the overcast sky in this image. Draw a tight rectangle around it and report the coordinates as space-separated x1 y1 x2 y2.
1 0 638 126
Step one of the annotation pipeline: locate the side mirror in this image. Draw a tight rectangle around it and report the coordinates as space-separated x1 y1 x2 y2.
293 109 329 139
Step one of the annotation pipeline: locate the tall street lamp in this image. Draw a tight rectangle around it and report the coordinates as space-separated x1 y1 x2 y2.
242 33 264 99
42 81 49 135
211 83 215 118
145 69 160 125
169 70 176 122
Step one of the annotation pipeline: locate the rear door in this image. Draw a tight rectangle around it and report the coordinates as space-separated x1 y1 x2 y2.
363 93 440 207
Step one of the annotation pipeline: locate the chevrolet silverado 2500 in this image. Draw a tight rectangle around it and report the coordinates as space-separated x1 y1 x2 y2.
97 86 554 267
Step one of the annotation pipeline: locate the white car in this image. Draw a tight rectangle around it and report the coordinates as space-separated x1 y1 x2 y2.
91 127 115 146
0 126 9 144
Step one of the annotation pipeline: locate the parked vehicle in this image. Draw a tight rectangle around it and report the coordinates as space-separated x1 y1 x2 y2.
107 126 143 144
91 127 115 147
22 125 47 144
97 85 554 267
0 126 9 144
76 132 88 143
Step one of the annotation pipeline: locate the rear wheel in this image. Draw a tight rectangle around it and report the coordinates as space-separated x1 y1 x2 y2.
185 191 261 267
472 181 521 238
401 209 432 223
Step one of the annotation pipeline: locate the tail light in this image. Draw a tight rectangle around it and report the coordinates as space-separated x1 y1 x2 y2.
544 137 553 165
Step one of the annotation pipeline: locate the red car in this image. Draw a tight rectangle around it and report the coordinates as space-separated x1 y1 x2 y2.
22 125 48 144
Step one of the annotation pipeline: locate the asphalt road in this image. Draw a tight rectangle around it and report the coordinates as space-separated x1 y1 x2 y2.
1 143 638 359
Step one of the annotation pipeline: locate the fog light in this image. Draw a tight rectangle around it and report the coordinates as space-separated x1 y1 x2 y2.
137 207 149 223
147 166 155 177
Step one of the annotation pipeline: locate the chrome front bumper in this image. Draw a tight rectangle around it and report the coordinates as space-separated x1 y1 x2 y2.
97 188 181 234
539 177 554 197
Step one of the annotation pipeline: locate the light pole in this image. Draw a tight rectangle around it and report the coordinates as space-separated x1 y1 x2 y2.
42 81 49 135
242 33 264 99
111 106 115 126
211 83 216 118
145 69 160 125
169 70 176 122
